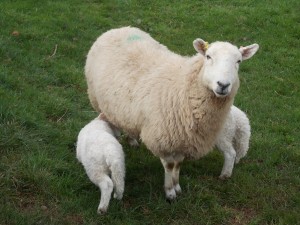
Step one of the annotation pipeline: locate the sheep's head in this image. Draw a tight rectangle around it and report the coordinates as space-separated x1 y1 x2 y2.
193 38 259 98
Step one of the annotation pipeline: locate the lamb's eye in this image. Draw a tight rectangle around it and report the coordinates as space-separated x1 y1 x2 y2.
206 55 211 60
237 60 241 64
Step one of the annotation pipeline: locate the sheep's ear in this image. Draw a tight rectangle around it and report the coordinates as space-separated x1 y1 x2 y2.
193 38 208 55
239 44 259 60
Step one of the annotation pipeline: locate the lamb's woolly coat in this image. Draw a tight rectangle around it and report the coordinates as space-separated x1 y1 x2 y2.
216 105 251 178
85 27 239 160
76 117 125 214
217 105 250 162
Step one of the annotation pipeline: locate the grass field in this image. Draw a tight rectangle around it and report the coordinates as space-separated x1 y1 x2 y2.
0 0 299 224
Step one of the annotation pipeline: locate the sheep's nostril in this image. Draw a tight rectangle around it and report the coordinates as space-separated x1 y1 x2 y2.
217 81 230 91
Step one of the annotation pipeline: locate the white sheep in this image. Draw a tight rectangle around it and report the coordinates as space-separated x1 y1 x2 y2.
117 104 251 179
101 104 250 179
76 114 125 214
216 105 251 179
85 26 259 200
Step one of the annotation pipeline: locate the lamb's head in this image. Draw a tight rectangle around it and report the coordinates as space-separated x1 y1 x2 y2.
193 39 259 98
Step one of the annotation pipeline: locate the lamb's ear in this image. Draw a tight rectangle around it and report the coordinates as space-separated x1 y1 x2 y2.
239 44 259 60
99 113 107 121
193 38 208 55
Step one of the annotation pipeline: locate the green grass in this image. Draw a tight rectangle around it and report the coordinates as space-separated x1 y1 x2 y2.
1 0 299 224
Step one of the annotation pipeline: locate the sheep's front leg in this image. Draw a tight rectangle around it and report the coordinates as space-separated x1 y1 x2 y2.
160 158 177 201
173 160 183 195
160 156 184 200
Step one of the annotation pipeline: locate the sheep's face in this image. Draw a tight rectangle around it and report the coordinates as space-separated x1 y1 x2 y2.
193 39 259 98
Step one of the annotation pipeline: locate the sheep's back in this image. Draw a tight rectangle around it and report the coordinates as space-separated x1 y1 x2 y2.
85 27 186 137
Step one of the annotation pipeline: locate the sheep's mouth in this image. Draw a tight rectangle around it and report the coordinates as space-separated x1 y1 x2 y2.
214 90 229 98
216 90 227 95
213 85 231 97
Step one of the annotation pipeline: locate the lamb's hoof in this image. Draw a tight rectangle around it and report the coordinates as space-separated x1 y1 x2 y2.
97 207 107 215
114 192 123 200
165 188 176 203
235 158 241 164
219 174 231 180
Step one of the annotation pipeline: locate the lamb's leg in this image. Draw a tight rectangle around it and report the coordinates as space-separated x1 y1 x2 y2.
97 174 114 214
234 133 250 164
111 163 125 200
160 157 177 201
217 142 236 180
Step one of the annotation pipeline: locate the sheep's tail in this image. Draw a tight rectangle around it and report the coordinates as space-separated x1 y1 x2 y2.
233 115 251 164
111 161 125 200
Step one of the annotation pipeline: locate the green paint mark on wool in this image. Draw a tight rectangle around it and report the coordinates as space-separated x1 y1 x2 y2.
127 34 142 42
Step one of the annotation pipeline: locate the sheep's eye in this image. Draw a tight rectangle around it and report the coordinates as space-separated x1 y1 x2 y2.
237 60 241 64
206 55 211 60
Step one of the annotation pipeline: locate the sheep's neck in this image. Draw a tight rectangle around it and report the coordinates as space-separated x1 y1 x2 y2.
188 79 233 128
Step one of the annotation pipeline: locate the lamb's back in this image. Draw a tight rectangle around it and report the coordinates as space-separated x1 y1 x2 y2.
76 120 122 165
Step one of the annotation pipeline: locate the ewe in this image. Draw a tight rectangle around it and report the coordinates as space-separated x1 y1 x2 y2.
76 115 125 214
85 27 259 200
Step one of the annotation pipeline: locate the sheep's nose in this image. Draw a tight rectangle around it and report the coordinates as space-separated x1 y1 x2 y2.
217 81 230 91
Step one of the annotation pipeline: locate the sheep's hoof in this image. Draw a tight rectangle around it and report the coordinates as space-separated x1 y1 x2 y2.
165 188 177 202
174 184 182 195
166 199 171 204
166 195 177 204
97 208 107 215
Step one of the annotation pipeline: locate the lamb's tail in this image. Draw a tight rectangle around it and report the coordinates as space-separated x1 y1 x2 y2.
111 161 125 200
233 114 251 164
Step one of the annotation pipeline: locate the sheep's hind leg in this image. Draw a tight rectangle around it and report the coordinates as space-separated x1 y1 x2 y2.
97 174 114 214
160 157 177 201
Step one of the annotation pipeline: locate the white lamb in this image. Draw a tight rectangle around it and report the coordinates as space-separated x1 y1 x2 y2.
216 105 251 179
85 27 259 200
76 114 125 214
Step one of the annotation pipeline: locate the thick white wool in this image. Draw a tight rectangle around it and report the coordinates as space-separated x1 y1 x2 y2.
216 105 251 179
85 27 241 159
84 26 259 199
76 117 125 214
